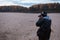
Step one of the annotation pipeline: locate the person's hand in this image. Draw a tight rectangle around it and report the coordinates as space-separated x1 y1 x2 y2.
39 16 43 19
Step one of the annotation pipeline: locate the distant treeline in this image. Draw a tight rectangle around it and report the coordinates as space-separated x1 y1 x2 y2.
30 3 60 13
0 3 60 13
0 6 28 13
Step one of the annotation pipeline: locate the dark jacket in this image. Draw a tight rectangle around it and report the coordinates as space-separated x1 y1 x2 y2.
36 16 51 37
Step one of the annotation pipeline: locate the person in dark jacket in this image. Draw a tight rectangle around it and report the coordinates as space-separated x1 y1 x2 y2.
36 11 51 40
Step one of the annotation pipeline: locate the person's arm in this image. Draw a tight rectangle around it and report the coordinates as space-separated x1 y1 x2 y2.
36 18 44 27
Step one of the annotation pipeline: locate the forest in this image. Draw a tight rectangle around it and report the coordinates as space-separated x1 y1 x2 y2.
0 3 60 13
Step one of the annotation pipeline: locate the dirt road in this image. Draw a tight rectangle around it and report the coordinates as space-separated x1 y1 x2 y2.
0 13 60 40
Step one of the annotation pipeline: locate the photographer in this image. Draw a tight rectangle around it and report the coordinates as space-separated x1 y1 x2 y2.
36 11 51 40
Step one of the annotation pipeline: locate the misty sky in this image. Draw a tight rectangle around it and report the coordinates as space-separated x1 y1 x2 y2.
0 0 60 7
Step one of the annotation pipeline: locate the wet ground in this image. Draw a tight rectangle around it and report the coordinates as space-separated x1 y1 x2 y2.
0 12 60 40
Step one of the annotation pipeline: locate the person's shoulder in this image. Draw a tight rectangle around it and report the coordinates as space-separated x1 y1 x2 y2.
43 16 51 20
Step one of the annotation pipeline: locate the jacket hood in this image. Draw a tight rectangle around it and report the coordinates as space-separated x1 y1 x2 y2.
43 16 51 20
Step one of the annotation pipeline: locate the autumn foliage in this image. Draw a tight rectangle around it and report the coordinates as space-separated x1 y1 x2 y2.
0 3 60 13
